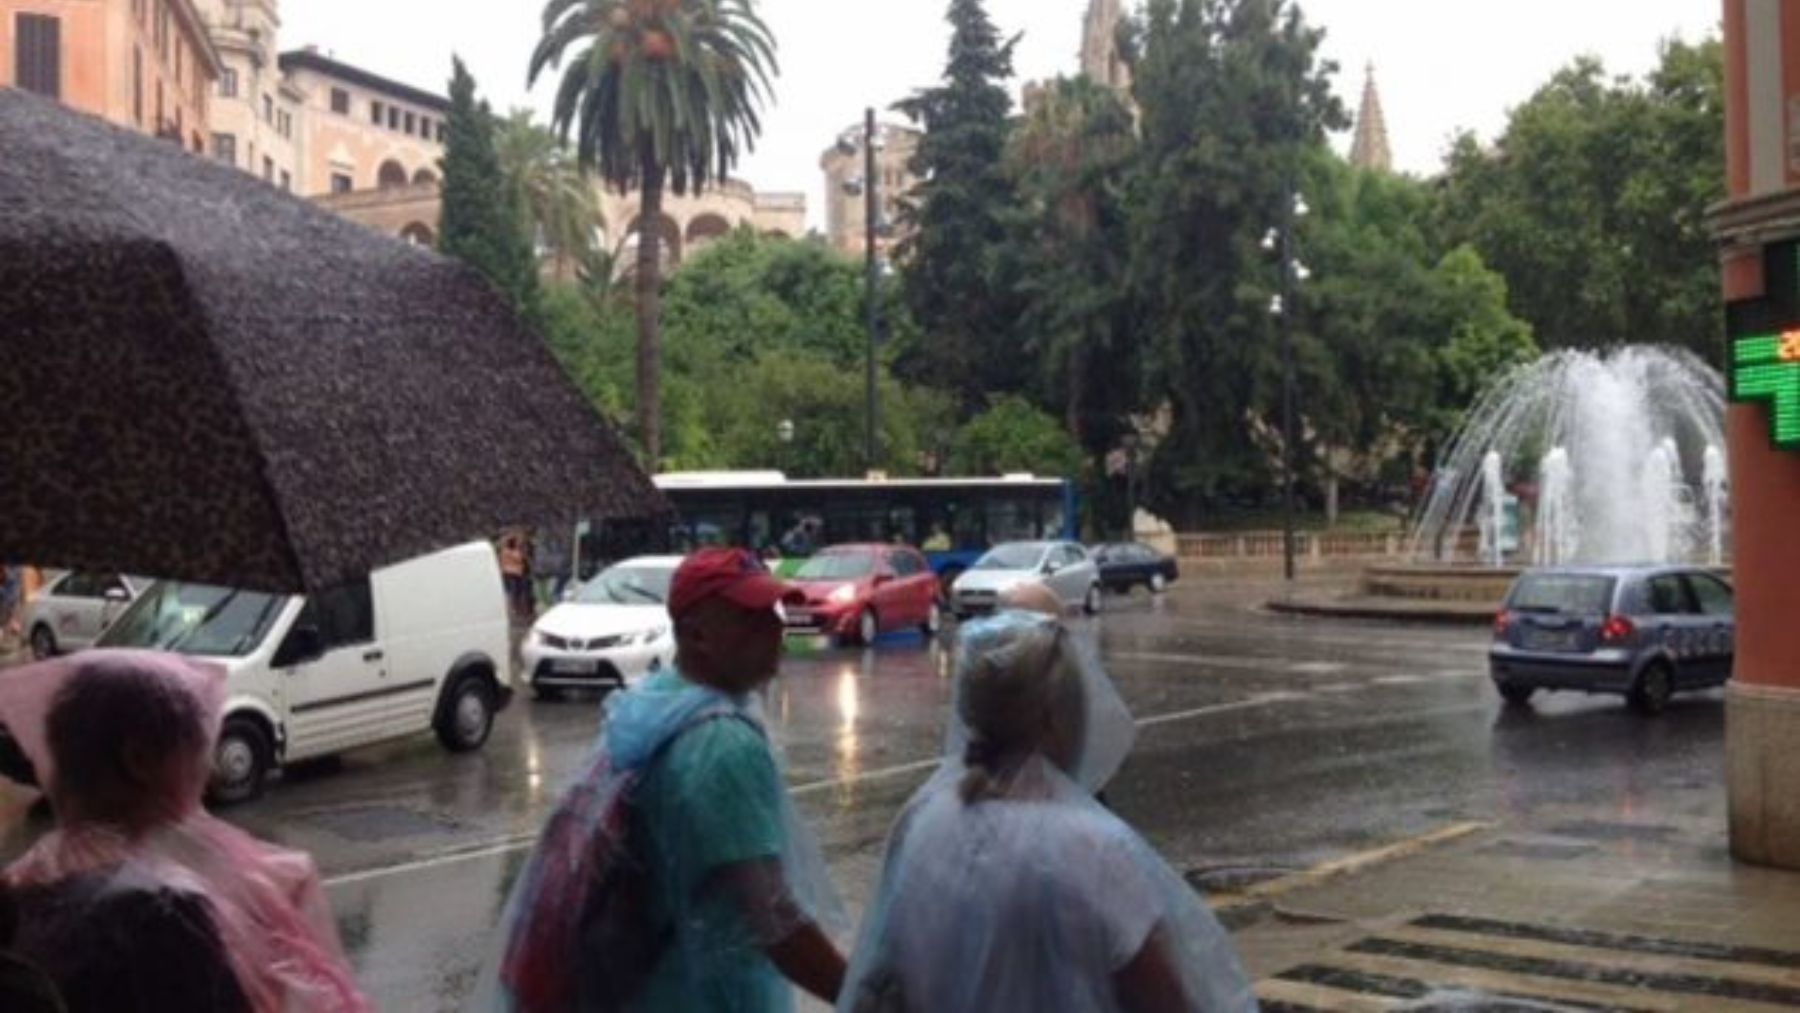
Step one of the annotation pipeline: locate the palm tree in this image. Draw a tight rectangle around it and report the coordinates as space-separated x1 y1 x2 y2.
494 109 603 282
530 0 778 465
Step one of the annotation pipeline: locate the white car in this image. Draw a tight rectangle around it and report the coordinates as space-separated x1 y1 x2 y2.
523 556 679 699
23 571 152 658
950 541 1103 619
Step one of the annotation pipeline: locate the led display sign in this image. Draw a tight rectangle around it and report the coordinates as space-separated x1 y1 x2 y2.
1729 239 1800 449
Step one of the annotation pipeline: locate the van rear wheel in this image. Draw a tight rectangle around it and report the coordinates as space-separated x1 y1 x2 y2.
210 717 271 806
438 675 496 752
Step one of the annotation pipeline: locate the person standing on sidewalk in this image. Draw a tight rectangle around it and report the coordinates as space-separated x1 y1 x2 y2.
840 611 1255 1012
498 533 531 622
476 548 847 1012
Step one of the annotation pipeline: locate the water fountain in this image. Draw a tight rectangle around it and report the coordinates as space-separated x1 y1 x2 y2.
1273 348 1731 621
1704 445 1729 567
1535 447 1576 566
1408 347 1728 567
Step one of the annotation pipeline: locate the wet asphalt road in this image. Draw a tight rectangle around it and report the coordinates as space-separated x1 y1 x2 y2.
0 578 1729 1009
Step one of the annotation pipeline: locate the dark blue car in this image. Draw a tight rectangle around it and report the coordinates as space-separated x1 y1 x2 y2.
1092 542 1180 595
1489 566 1735 714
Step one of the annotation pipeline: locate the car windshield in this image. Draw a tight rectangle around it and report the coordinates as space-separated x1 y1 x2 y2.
796 552 875 580
975 544 1046 571
1509 574 1616 615
99 581 288 658
576 565 674 606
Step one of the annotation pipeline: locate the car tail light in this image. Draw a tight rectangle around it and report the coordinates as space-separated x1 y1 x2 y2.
1601 615 1636 644
1492 612 1511 639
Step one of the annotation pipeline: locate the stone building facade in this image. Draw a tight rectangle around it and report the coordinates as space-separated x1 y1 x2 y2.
193 0 301 191
819 120 921 258
0 0 219 152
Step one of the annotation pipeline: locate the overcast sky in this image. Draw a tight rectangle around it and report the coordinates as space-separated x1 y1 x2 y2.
284 1 1721 227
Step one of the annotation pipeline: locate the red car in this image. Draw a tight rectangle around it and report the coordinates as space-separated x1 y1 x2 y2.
785 544 943 645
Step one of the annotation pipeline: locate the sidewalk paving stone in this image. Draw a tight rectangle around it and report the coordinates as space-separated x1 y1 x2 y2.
1229 820 1800 1010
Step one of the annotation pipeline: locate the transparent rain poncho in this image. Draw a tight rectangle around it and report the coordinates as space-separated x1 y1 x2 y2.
842 612 1257 1013
472 669 844 1012
0 651 367 1012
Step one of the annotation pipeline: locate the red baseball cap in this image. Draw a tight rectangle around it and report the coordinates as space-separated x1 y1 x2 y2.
668 548 803 621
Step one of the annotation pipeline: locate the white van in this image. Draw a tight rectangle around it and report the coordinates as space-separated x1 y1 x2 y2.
96 541 513 802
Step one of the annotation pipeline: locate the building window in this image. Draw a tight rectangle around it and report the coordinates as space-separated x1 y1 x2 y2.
280 170 291 192
156 3 170 57
212 132 236 166
219 68 237 98
331 88 350 115
156 80 164 130
331 173 353 194
370 100 383 125
436 121 447 143
404 111 416 135
387 107 399 130
278 110 291 138
263 156 273 182
133 46 143 123
14 14 62 100
263 94 273 123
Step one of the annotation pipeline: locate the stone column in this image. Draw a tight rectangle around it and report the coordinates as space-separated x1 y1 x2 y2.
1721 0 1800 870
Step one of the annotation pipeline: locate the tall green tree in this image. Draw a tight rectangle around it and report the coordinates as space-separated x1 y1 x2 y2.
1124 0 1344 523
439 58 540 320
494 110 602 280
530 0 779 466
894 0 1026 410
1007 76 1138 447
1437 39 1724 356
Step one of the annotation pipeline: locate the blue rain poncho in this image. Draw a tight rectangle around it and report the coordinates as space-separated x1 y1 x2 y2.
841 612 1257 1013
470 670 843 1013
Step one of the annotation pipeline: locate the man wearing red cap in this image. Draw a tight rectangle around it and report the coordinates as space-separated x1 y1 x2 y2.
607 548 846 1011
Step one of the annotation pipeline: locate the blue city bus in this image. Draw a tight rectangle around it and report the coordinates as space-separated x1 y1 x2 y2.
651 473 1080 583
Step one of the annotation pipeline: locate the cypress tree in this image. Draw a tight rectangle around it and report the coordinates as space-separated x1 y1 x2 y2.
439 57 540 321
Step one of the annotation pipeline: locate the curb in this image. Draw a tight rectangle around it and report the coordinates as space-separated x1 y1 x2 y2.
1265 597 1495 626
1211 821 1492 923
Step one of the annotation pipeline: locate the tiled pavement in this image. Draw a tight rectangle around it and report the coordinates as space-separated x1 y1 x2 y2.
1230 817 1800 1011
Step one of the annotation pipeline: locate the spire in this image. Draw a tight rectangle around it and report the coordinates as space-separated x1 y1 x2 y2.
1081 0 1130 93
1349 63 1393 173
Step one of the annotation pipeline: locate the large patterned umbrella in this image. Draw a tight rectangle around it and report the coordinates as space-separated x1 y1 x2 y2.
0 90 665 592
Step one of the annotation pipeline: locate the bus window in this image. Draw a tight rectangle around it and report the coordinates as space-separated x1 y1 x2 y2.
886 507 918 546
748 510 775 556
777 510 827 557
986 498 1039 545
951 501 983 549
1041 500 1069 540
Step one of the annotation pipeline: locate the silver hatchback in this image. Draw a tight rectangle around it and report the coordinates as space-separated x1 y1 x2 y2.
1489 566 1735 714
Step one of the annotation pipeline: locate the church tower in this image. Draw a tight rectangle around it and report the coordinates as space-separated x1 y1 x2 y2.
1081 0 1131 94
1349 63 1393 173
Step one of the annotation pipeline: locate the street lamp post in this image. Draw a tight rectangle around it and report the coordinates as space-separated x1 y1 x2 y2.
777 418 795 475
836 111 884 477
1267 182 1308 582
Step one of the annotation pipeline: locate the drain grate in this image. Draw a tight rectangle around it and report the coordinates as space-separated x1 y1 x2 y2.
1545 821 1679 843
1183 864 1297 893
1479 837 1600 861
306 805 464 842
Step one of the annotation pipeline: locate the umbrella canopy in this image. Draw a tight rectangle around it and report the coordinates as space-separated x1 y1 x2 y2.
0 90 666 593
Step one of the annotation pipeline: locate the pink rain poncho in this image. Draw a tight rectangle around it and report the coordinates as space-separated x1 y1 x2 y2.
0 650 368 1012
